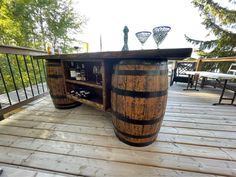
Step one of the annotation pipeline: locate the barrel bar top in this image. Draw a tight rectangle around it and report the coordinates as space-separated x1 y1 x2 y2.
34 48 192 61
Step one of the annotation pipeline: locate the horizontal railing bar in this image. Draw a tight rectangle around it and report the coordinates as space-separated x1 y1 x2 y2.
0 45 46 56
201 58 236 62
177 57 236 63
0 92 48 119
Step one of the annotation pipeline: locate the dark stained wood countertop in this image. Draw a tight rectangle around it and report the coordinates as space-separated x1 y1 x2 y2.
34 48 192 61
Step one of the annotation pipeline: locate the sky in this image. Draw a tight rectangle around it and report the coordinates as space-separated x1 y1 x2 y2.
73 0 210 58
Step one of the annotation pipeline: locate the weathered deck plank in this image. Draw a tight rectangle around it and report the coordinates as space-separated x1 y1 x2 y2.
1 118 236 148
0 146 225 177
0 163 77 177
0 84 235 176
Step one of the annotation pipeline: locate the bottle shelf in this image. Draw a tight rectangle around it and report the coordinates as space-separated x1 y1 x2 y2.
65 60 111 111
67 94 104 110
66 79 103 89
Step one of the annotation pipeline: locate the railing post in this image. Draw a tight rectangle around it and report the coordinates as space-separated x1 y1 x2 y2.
23 55 35 97
6 54 21 102
0 68 12 105
30 56 40 94
196 59 203 71
15 54 28 99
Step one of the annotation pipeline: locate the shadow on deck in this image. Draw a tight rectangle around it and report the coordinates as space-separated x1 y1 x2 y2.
0 84 235 177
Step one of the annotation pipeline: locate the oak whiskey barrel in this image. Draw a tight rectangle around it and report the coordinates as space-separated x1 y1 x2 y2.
46 60 80 109
111 60 168 147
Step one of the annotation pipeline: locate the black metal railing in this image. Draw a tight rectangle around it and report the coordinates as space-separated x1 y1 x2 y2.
0 45 47 119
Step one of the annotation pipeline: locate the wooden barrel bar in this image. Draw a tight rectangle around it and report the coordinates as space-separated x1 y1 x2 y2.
111 60 168 147
46 60 80 109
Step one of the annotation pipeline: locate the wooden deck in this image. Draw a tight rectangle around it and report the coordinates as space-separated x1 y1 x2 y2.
0 83 236 177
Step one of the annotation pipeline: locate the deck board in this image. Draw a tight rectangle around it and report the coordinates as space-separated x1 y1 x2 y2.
0 83 235 176
0 163 76 177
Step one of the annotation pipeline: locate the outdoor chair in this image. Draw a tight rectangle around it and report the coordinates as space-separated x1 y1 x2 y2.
227 63 236 75
170 62 196 86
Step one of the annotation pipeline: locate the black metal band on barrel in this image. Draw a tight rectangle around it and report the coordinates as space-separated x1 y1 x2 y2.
114 129 156 147
112 87 167 98
113 111 163 125
113 126 158 139
51 95 67 99
47 74 63 78
55 102 80 109
46 63 61 67
114 70 168 76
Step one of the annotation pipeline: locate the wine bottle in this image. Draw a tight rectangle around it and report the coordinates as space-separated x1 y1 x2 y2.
70 90 75 95
79 90 91 98
69 62 76 80
100 65 103 85
75 63 82 81
81 64 86 81
96 65 103 85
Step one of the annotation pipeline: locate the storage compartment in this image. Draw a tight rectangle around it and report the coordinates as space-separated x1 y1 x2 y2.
63 60 110 111
64 61 103 85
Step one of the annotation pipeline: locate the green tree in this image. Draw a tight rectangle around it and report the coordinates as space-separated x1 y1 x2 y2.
0 0 23 45
185 0 236 58
0 0 86 51
0 0 86 94
45 0 85 52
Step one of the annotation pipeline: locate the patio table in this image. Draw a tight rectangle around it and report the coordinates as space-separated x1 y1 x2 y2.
185 71 236 106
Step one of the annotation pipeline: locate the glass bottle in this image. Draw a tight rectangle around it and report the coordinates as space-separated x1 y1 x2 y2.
75 63 82 81
98 65 103 85
81 64 86 81
69 61 76 80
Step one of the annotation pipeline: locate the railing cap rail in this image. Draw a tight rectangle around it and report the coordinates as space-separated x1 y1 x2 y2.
177 56 236 63
200 56 236 62
0 45 46 56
